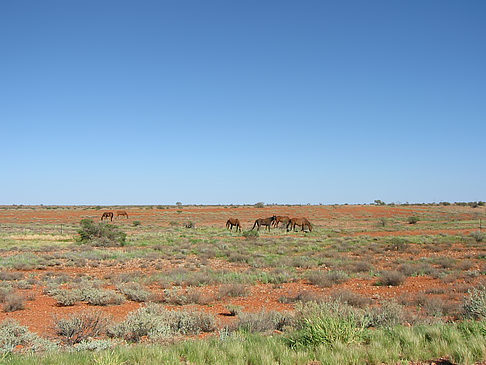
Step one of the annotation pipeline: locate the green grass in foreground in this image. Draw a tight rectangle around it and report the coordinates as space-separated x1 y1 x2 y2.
3 321 486 365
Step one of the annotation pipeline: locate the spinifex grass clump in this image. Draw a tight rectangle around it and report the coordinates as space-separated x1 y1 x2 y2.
77 219 126 247
286 301 368 348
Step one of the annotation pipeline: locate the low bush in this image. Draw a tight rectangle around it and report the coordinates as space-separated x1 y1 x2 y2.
408 216 419 224
77 219 126 247
55 310 111 344
218 284 248 298
108 304 216 342
307 270 349 288
377 270 405 286
53 289 82 307
3 293 25 312
226 305 243 316
331 290 372 308
463 285 486 319
117 283 152 303
0 319 57 353
232 310 293 333
83 288 125 306
367 301 405 327
470 231 485 243
242 230 258 240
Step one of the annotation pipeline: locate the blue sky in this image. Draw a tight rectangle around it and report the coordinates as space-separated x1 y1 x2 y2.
1 0 485 205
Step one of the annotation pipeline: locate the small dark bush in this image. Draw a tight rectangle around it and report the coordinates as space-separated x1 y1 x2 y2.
470 231 485 243
3 293 25 312
77 219 126 247
407 216 419 224
377 271 405 286
184 221 195 228
132 221 141 227
242 230 258 240
387 237 409 251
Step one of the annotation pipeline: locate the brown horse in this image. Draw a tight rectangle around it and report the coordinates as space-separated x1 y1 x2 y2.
226 218 242 232
116 210 129 219
287 217 313 232
251 215 277 231
272 215 290 228
101 212 114 221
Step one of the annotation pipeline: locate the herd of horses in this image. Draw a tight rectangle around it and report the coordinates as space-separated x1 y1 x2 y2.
226 215 313 232
100 211 129 221
100 210 312 232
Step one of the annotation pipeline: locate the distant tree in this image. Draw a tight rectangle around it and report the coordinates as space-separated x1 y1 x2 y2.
254 202 265 208
176 202 182 207
374 200 386 206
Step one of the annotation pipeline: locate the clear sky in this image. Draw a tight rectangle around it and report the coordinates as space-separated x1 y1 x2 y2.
1 0 485 205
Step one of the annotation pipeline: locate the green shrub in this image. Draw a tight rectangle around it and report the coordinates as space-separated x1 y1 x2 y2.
242 230 258 240
287 301 367 348
254 202 265 208
55 310 111 344
77 219 126 247
132 221 142 227
408 216 419 224
463 286 486 319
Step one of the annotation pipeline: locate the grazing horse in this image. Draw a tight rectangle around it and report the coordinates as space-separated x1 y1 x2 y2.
116 210 129 219
287 217 313 232
226 218 242 232
251 215 277 231
272 215 290 228
101 212 114 221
